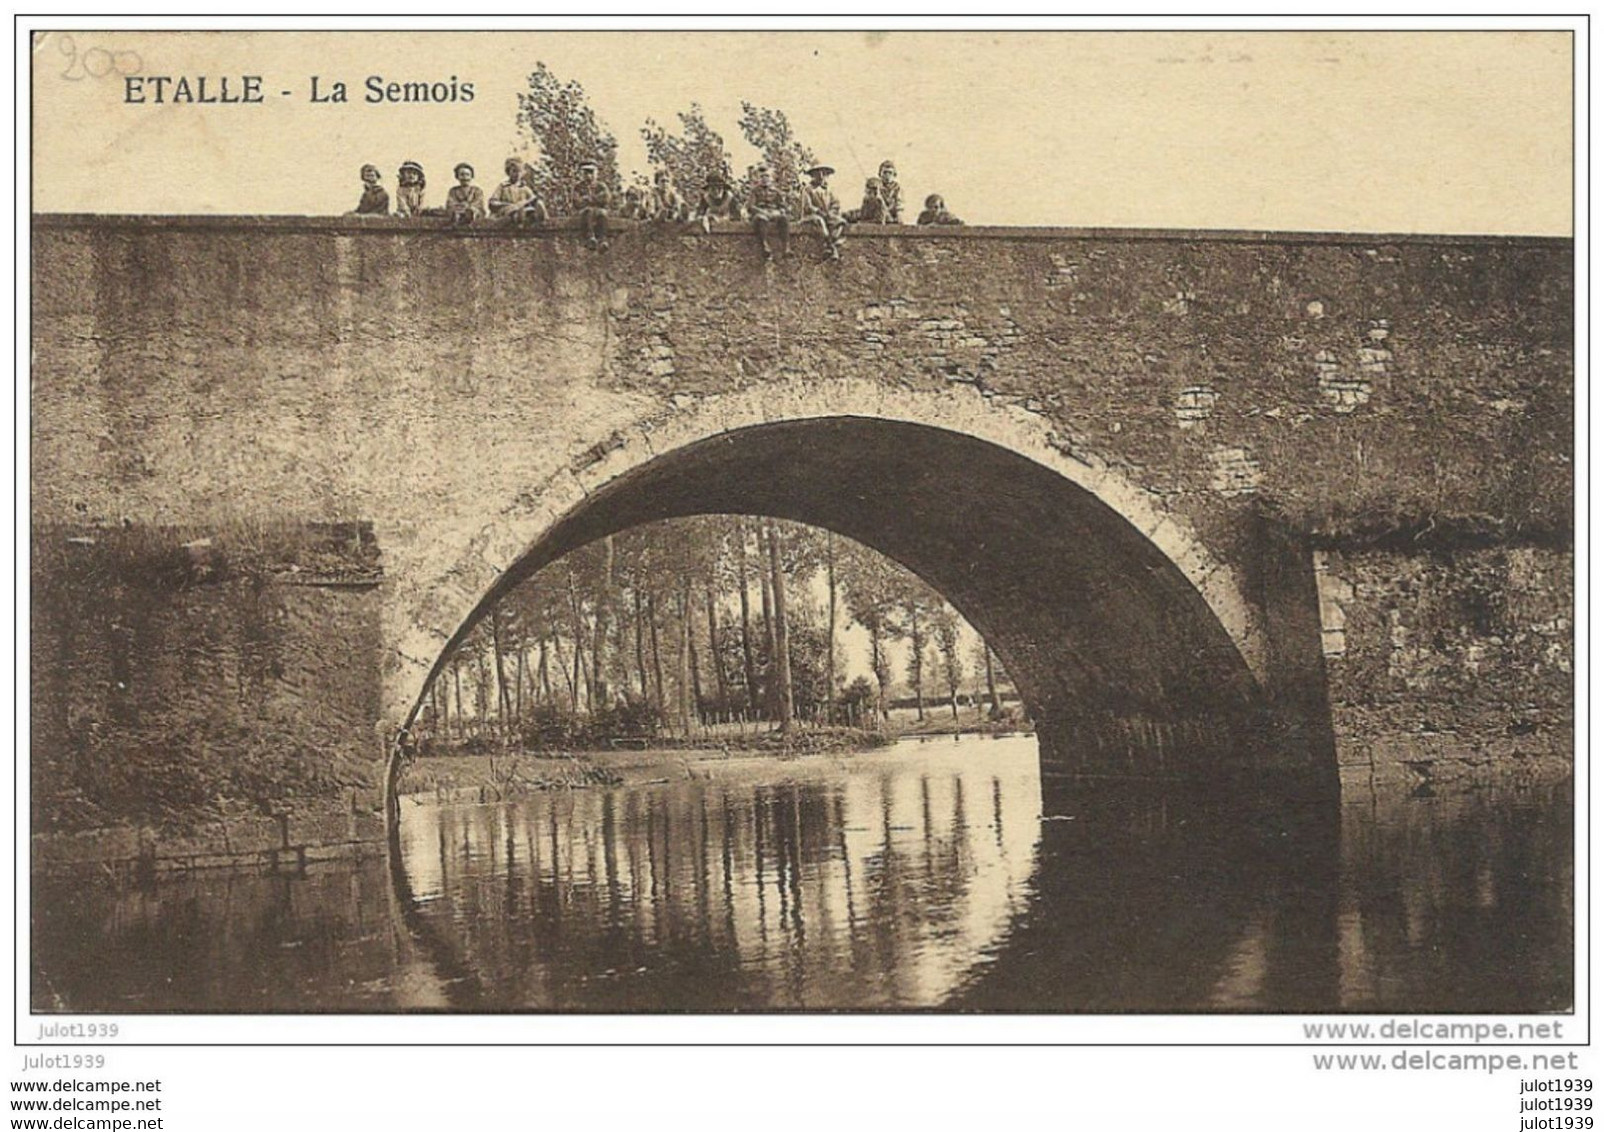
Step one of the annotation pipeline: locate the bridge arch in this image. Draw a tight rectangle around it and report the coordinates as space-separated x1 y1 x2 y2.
384 380 1298 801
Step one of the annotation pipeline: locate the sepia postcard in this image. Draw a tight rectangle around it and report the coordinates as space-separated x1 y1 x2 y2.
25 26 1576 1031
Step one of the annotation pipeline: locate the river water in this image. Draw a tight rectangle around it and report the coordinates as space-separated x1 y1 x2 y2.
31 735 1572 1013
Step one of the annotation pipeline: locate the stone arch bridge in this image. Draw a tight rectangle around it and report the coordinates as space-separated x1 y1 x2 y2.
29 216 1571 861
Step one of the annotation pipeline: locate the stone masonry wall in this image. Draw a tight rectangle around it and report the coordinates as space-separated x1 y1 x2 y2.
599 229 1572 559
1316 544 1572 788
28 218 1574 845
30 524 385 861
31 220 1571 553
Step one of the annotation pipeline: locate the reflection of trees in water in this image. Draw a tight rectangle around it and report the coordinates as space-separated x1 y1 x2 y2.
398 741 1044 1009
29 751 1572 1013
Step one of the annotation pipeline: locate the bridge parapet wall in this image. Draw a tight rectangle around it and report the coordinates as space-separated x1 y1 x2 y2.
32 216 1572 544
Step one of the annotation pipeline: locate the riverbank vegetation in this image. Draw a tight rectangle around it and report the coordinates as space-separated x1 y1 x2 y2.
413 516 1020 760
396 727 901 802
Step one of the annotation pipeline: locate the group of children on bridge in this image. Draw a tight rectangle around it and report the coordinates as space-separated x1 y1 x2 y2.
350 155 965 261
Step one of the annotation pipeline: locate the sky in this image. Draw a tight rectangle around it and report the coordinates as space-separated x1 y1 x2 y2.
31 29 1572 233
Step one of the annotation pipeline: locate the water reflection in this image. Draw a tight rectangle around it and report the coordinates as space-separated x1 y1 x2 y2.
395 736 1043 1009
30 864 411 1012
31 735 1572 1012
1330 785 1573 1012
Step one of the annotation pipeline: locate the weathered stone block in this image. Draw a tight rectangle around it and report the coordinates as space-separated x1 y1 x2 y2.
287 812 352 848
350 811 388 843
31 827 141 866
222 817 287 854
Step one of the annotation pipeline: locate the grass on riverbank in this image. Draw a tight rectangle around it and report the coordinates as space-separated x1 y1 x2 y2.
400 725 897 801
709 725 896 757
890 711 1033 740
397 752 622 803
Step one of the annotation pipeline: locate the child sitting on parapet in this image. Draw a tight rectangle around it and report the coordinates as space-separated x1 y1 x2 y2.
445 163 488 224
799 164 848 261
650 171 686 223
490 157 546 225
846 177 889 224
693 170 742 232
746 164 791 260
877 160 904 224
620 185 651 221
575 161 612 250
395 161 427 217
351 164 389 215
916 193 964 226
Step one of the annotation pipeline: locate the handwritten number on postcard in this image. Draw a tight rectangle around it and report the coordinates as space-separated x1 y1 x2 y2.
57 35 141 81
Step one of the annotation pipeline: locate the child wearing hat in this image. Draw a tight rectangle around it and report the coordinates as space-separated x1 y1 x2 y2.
445 162 487 225
575 161 612 250
799 164 847 260
395 161 426 217
692 170 742 233
352 165 389 215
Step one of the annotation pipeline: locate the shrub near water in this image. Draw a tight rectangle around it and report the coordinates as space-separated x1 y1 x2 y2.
397 751 622 801
509 700 666 752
